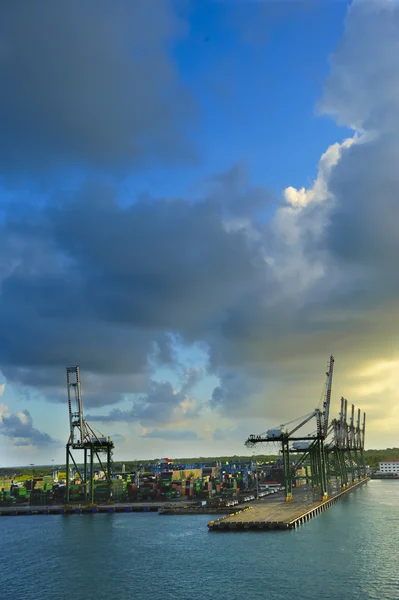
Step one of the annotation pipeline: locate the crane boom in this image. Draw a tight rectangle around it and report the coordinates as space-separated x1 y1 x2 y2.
362 412 366 450
350 404 355 448
288 410 320 437
356 408 361 449
322 355 334 438
343 399 348 448
66 365 85 445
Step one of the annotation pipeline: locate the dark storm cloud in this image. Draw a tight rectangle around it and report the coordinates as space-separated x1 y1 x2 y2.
0 405 58 446
88 370 201 425
326 136 399 271
209 369 264 413
208 163 273 219
317 0 399 300
6 368 151 410
0 174 270 411
0 1 196 173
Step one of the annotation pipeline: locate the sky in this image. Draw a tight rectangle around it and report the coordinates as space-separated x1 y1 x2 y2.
0 0 398 466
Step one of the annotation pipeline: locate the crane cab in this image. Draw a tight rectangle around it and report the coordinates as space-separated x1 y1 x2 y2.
266 428 286 439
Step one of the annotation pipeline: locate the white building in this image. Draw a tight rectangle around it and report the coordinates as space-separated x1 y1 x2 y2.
378 460 399 474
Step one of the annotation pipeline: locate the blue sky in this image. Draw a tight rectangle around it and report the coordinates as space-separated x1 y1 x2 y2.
123 0 352 200
1 0 398 466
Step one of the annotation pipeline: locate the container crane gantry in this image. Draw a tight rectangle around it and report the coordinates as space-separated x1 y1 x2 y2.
246 355 367 502
327 397 366 487
65 366 114 504
245 355 335 502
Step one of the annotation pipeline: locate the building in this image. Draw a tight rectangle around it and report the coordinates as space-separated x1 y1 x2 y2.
378 460 399 474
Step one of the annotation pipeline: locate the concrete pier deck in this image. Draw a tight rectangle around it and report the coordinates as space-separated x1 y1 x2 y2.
208 478 369 531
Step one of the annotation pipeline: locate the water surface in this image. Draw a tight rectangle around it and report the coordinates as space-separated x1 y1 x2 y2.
1 480 398 600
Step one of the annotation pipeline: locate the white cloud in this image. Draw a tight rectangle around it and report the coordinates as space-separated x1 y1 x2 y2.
0 403 57 446
283 137 355 209
320 0 399 134
0 403 9 419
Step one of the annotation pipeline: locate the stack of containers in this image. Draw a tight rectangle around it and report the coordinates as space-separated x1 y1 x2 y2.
111 478 125 501
152 486 161 500
14 486 27 503
53 485 66 503
172 481 181 495
0 479 11 505
128 483 138 502
93 482 109 502
140 484 155 501
68 483 84 503
165 488 177 500
2 489 14 505
0 478 12 505
42 476 54 503
160 480 171 498
207 480 212 499
187 477 194 498
30 478 42 505
31 486 46 505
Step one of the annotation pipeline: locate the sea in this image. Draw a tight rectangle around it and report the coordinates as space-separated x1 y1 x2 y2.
1 479 398 600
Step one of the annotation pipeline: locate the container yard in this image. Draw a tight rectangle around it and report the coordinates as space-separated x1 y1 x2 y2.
0 458 277 510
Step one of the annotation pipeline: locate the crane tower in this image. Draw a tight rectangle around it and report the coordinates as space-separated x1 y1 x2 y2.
65 366 114 504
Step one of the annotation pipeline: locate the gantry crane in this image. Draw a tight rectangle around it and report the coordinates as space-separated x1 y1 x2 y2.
65 366 114 504
246 355 335 502
327 397 366 487
246 355 367 502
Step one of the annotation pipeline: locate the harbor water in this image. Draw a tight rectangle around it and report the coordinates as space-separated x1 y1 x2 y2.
1 480 398 600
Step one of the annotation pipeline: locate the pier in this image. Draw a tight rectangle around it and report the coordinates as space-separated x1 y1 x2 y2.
208 478 369 531
0 502 165 516
0 499 247 517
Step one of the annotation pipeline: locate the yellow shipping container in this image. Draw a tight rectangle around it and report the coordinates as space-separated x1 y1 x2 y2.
172 469 202 481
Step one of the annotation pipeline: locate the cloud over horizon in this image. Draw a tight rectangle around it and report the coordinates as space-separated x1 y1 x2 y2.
140 428 202 442
0 404 59 447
